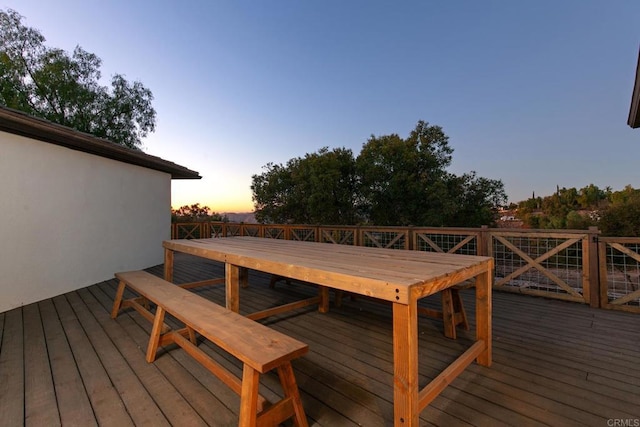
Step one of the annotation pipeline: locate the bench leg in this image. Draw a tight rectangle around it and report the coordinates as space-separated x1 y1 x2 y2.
452 289 469 330
278 362 308 427
187 326 197 344
239 365 260 427
146 307 166 363
111 280 126 319
441 289 456 339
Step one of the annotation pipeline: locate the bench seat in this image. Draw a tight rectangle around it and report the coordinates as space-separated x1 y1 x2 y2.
112 270 309 427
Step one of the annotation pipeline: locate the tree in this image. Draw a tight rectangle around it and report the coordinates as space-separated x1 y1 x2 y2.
577 184 605 209
0 9 155 149
171 203 223 223
565 211 593 230
447 172 507 227
356 121 506 226
251 161 298 224
290 147 360 225
251 147 360 224
599 187 640 236
252 121 507 227
356 121 455 226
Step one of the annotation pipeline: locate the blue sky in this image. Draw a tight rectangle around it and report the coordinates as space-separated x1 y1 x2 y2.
7 1 640 212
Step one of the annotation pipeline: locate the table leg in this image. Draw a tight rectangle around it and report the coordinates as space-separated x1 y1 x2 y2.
392 301 419 426
240 267 249 288
226 263 240 313
318 286 330 313
475 268 492 367
164 248 174 282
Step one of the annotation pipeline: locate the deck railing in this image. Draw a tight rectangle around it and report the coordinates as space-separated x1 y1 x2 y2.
171 222 639 313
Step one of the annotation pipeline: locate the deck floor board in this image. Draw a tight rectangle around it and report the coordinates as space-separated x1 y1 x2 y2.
38 298 97 427
51 294 134 426
2 253 639 426
0 308 25 426
23 303 60 426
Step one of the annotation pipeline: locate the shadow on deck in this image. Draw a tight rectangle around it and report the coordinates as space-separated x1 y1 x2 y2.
1 253 639 426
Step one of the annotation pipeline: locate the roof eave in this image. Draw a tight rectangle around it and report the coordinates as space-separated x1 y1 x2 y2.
0 106 201 179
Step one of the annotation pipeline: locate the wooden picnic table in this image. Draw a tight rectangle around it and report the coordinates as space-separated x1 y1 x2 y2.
162 236 493 426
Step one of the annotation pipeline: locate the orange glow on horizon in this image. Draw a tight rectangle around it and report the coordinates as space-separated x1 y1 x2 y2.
171 198 254 213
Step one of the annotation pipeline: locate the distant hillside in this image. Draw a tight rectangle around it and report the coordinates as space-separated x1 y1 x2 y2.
223 212 257 223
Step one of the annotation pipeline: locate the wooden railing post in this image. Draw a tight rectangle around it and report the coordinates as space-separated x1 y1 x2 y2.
408 227 414 251
587 226 601 308
478 225 489 257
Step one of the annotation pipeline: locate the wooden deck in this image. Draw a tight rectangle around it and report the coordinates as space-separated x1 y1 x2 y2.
1 253 639 426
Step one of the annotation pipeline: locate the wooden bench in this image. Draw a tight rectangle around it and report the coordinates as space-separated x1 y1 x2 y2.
110 273 225 330
111 270 309 427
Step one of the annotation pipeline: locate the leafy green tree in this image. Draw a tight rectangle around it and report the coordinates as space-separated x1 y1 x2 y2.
356 121 456 226
577 184 605 209
0 9 155 148
356 121 506 226
518 195 542 215
252 147 359 224
607 185 638 205
541 187 576 219
526 213 542 229
448 172 507 227
252 121 507 227
293 147 360 224
251 161 298 224
516 184 639 231
599 187 640 236
565 211 593 230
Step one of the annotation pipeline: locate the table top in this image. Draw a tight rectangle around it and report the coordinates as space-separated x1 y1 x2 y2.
163 236 493 304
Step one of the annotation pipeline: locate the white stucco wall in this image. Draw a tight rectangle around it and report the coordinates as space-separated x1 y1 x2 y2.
0 131 171 313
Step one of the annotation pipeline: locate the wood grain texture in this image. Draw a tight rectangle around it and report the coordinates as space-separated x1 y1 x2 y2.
7 254 639 426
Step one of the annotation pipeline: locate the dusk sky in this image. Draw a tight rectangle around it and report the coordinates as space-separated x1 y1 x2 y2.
8 1 640 212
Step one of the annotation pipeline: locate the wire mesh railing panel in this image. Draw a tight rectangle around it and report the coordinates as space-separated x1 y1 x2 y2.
241 225 262 237
491 234 586 302
263 227 286 239
210 223 224 238
602 240 640 311
414 232 478 255
290 227 316 242
170 222 640 312
225 224 241 237
320 228 356 245
174 223 204 239
361 230 408 249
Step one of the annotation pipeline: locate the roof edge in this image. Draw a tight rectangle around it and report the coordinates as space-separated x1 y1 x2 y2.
0 106 201 179
628 46 640 128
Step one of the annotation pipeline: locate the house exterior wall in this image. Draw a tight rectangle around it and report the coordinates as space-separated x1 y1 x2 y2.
0 131 170 313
